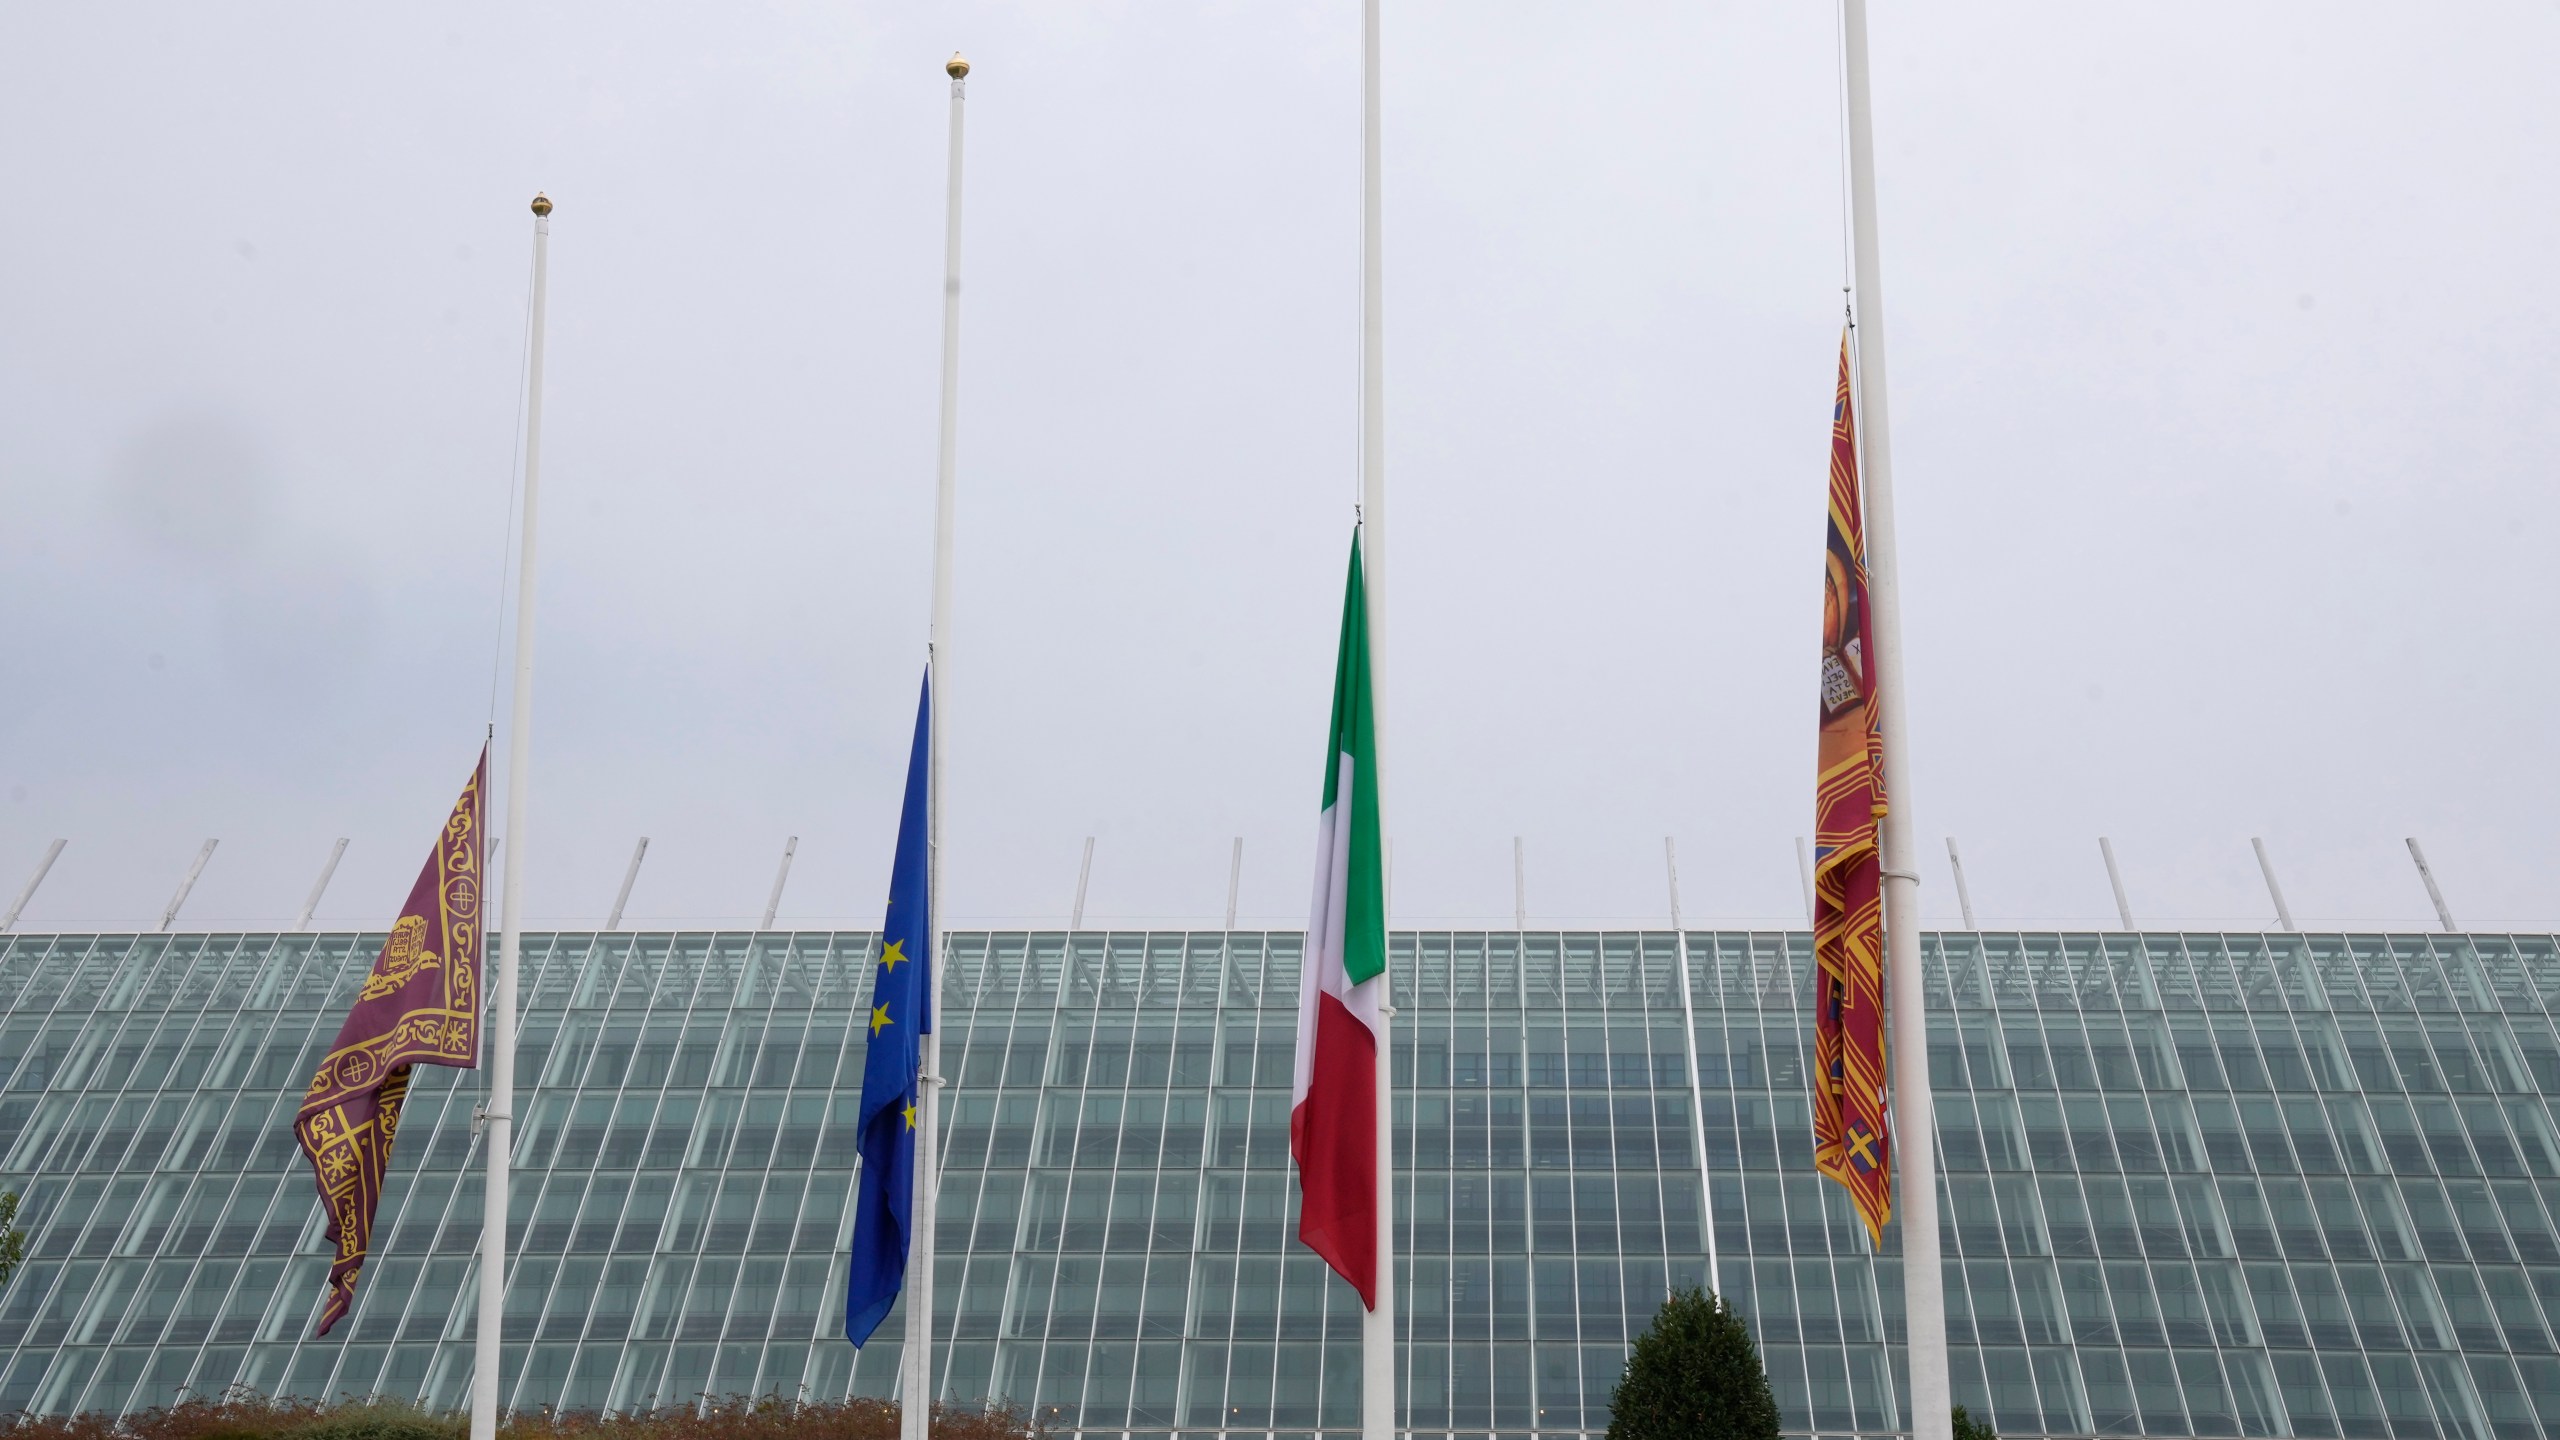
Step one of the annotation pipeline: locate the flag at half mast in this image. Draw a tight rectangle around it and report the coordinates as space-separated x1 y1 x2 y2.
845 673 933 1346
1813 334 1894 1247
1292 531 1387 1306
294 747 486 1335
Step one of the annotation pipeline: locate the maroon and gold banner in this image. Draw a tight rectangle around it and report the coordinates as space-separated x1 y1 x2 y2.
294 748 486 1336
1812 334 1892 1247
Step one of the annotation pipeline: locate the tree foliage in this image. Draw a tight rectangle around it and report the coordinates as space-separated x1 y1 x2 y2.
0 1191 24 1290
1951 1404 2000 1440
1606 1287 1780 1440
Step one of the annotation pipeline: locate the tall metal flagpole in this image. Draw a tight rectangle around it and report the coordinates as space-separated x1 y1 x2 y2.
1357 5 1396 1439
1664 839 1719 1297
474 189 551 1440
906 51 969 1440
1837 9 1950 1439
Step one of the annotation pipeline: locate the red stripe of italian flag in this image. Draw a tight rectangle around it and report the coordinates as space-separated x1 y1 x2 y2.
1292 532 1387 1308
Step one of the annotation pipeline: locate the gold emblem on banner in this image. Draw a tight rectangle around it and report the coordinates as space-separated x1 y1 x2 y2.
357 915 443 1001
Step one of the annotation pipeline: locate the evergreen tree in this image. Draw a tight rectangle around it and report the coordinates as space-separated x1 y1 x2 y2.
1606 1287 1780 1440
1951 1405 2000 1440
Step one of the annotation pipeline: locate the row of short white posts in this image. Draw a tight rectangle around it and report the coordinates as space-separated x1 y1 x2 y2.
1841 833 2460 934
0 832 808 933
1061 831 2468 934
0 828 2476 935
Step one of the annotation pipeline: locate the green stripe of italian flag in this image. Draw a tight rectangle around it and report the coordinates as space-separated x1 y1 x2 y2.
1291 531 1387 1308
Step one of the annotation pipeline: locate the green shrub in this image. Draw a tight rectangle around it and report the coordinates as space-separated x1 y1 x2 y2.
1951 1404 1999 1440
293 1401 465 1440
9 1392 1042 1440
1606 1287 1780 1440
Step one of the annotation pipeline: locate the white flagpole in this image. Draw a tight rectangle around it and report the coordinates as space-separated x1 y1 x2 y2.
907 51 969 1440
474 190 551 1440
1663 839 1720 1298
1358 5 1396 1439
1838 8 1950 1439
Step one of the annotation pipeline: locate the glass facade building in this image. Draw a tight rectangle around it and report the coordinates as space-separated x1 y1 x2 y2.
2 927 2559 1439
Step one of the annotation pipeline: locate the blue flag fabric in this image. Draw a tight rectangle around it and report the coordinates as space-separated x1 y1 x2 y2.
846 673 934 1348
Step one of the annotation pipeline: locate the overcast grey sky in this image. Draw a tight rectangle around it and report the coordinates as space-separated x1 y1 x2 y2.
2 3 2553 932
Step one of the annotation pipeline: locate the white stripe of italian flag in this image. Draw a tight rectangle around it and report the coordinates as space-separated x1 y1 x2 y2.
1292 531 1387 1308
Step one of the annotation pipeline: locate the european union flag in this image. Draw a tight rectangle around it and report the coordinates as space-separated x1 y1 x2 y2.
846 673 933 1347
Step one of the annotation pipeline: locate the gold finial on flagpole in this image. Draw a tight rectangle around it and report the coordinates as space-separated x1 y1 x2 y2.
530 192 552 217
946 52 970 78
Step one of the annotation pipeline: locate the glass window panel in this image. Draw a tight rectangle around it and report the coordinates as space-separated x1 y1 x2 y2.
2007 1260 2062 1345
2417 1098 2480 1175
949 1257 1006 1341
2049 1026 2098 1090
2480 1266 2552 1351
2129 1176 2185 1256
1218 1342 1269 1428
2261 1177 2324 1259
2019 1345 2084 1435
2059 1261 2112 1345
2492 1178 2558 1263
2177 1349 2237 1437
74 1257 148 1342
2323 1098 2385 1174
2005 1024 2056 1090
2042 1177 2096 1257
2303 1178 2370 1261
2463 1099 2526 1177
1949 1175 2002 1255
2065 1097 2117 1171
2127 1348 2187 1434
731 1094 784 1170
2366 1352 2436 1435
752 1175 805 1252
2428 1263 2499 1353
2085 1176 2140 1256
2171 1175 2230 1259
1177 1342 1226 1427
2504 1099 2560 1176
1552 1341 1605 1431
2193 1095 2248 1170
2462 1354 2536 1439
2509 1018 2560 1092
1000 1257 1055 1343
2272 1351 2337 1438
1050 1256 1102 1340
1963 1261 2018 1346
662 1020 717 1088
2079 1348 2139 1435
1229 1258 1280 1342
2245 1262 2307 1348
2103 1260 2164 1345
2153 1262 2213 1345
2112 1096 2166 1171
1574 1174 1618 1253
2292 1263 2358 1348
2369 1095 2430 1172
2400 1177 2466 1262
119 1256 196 1347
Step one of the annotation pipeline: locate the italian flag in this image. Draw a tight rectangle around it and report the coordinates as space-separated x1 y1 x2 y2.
1292 532 1387 1308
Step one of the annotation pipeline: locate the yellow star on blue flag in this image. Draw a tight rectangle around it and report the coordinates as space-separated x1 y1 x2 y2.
846 672 934 1350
